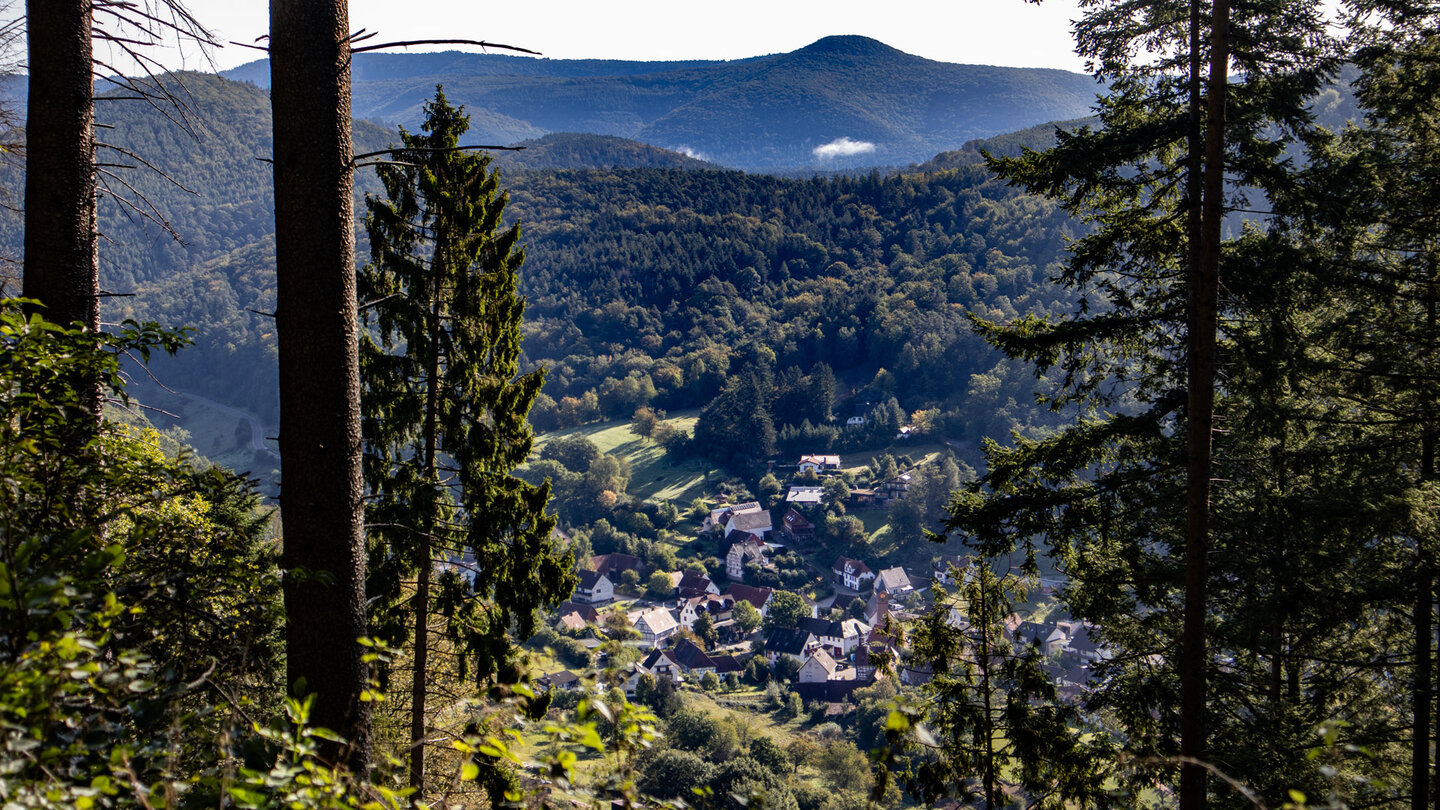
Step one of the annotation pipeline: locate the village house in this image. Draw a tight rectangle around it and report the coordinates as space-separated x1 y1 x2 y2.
831 556 874 591
725 508 773 540
725 536 767 580
931 554 973 587
780 507 814 541
641 647 684 683
555 601 600 624
797 454 842 474
555 611 587 633
798 617 845 657
678 593 735 629
864 591 891 626
873 473 913 506
1062 625 1106 661
574 570 614 604
798 648 840 683
670 638 719 676
618 662 653 696
838 618 870 655
1016 621 1067 655
589 552 645 579
704 501 764 532
874 566 914 597
848 487 878 507
764 627 815 667
633 606 679 646
725 583 774 617
538 670 581 691
677 571 720 600
711 654 744 676
785 486 825 508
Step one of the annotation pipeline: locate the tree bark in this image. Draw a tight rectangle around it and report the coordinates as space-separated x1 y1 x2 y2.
270 0 370 770
23 0 98 334
1181 1 1228 808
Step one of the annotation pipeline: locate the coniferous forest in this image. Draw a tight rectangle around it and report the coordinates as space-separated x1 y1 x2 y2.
5 2 1440 810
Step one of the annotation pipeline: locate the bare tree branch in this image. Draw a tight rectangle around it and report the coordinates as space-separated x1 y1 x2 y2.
351 38 540 55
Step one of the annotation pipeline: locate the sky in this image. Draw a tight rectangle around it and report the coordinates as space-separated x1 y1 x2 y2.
136 0 1090 75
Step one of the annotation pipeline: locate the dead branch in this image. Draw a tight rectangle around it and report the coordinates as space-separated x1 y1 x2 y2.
96 139 200 195
351 38 541 56
353 144 526 162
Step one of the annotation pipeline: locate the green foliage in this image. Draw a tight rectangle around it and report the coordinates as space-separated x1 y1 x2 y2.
898 561 1113 807
0 302 282 806
732 599 762 633
763 590 809 631
637 747 715 800
748 735 792 775
360 89 575 694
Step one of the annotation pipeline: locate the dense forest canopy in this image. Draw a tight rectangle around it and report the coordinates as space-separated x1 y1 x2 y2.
0 72 1078 448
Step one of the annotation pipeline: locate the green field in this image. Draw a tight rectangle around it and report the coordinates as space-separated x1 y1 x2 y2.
533 411 722 506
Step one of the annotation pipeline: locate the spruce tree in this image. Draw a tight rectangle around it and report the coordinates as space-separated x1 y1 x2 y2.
359 88 575 793
947 0 1344 804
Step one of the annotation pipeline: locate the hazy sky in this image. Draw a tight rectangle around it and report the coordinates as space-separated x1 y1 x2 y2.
144 0 1089 74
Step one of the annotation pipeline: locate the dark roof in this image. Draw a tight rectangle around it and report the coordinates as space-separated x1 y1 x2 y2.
577 569 609 589
590 553 644 575
555 601 599 622
832 556 872 575
782 508 813 530
642 648 678 670
710 654 744 674
542 670 580 687
678 571 713 592
670 639 719 671
725 583 773 608
797 617 842 638
765 627 814 656
723 529 763 550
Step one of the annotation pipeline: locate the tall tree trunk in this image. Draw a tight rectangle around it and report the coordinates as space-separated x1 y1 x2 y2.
270 0 370 770
1415 570 1432 810
409 262 445 793
1181 1 1229 808
23 0 97 333
24 0 100 428
1417 269 1438 810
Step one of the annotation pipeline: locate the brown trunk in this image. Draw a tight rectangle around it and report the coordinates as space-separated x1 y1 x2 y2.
24 0 100 428
23 0 97 333
1180 1 1228 808
1417 273 1437 810
980 571 996 810
270 0 370 770
1415 571 1432 810
409 258 445 794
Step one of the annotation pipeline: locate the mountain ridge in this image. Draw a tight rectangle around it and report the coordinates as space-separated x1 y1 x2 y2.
223 35 1099 170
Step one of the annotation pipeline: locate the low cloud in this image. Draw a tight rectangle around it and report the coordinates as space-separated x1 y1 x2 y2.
813 137 877 159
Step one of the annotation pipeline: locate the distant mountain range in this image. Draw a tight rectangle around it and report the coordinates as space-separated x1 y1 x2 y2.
224 35 1100 171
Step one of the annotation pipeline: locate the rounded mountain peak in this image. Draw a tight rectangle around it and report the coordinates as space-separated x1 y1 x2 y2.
794 35 909 59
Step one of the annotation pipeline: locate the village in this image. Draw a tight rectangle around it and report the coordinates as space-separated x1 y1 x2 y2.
535 452 1110 714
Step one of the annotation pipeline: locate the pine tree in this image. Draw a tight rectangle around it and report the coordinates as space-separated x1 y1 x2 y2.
359 88 575 793
948 0 1342 804
899 558 1113 808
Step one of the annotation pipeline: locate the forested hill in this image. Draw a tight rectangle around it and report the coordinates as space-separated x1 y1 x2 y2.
225 35 1099 170
0 72 1077 442
492 133 721 171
